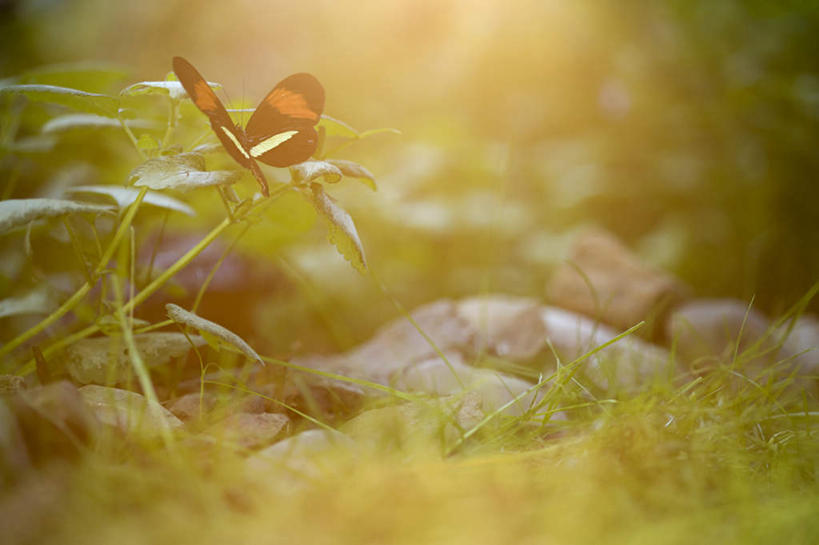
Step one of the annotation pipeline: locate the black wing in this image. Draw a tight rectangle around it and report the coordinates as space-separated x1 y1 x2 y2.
244 73 325 167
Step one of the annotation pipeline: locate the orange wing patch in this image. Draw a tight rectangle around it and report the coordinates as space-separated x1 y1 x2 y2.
268 88 318 121
193 80 220 113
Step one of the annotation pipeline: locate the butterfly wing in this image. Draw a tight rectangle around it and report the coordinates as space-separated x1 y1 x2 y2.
173 56 270 195
244 73 325 167
172 56 253 168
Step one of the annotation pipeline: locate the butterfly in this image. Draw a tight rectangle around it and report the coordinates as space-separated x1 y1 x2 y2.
172 56 325 197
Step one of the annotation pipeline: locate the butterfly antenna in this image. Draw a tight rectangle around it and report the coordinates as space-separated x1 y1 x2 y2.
220 78 234 123
241 77 247 127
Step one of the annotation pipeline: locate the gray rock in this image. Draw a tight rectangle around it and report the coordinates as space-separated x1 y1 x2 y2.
2 382 99 472
254 429 354 460
301 295 673 402
666 300 818 394
281 372 366 421
318 299 475 384
341 394 485 454
19 381 100 445
63 332 205 385
666 298 772 364
204 412 289 449
79 385 182 435
457 295 548 360
776 314 819 372
541 306 672 390
0 375 25 395
167 391 266 422
246 429 355 478
396 351 541 416
0 398 29 478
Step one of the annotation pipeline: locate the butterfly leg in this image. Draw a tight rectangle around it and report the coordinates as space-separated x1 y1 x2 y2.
248 159 270 197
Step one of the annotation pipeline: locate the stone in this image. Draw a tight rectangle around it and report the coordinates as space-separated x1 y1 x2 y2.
341 393 492 455
62 332 205 385
167 391 266 422
341 402 441 452
19 381 99 446
541 306 672 390
0 375 25 395
668 300 818 394
454 391 485 431
665 298 772 364
167 392 214 421
457 295 548 360
281 372 365 422
246 429 355 477
205 412 289 449
396 351 541 417
78 385 182 435
3 382 100 468
776 313 819 372
0 398 29 479
254 429 353 460
295 295 674 399
319 299 475 384
546 229 688 336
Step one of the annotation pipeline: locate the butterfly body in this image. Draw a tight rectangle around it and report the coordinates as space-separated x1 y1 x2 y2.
172 57 325 196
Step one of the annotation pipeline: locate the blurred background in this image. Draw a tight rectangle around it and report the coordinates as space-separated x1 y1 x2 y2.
2 0 818 354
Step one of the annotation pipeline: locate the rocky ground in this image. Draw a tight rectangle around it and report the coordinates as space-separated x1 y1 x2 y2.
1 230 817 544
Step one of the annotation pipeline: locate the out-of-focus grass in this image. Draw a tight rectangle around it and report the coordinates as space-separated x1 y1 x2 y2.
35 404 819 544
27 334 819 545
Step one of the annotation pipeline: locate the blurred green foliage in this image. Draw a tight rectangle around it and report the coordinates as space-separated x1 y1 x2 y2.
1 0 817 352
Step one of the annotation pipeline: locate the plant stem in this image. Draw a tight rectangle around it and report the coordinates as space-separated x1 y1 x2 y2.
12 184 292 374
0 188 149 361
134 319 174 334
117 114 147 160
192 222 250 313
62 217 93 283
122 217 231 315
12 217 227 374
160 97 177 151
111 251 174 448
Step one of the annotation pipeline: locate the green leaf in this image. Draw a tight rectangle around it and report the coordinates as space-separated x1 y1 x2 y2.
0 289 54 319
95 315 151 336
121 80 222 101
358 127 402 139
291 160 343 184
137 133 159 152
317 115 401 141
129 153 240 191
6 136 57 154
165 304 263 365
318 115 360 138
191 143 223 155
42 114 158 133
309 183 367 274
0 198 113 235
240 190 316 254
0 84 119 117
68 185 195 216
13 61 129 93
325 159 377 191
199 330 224 353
